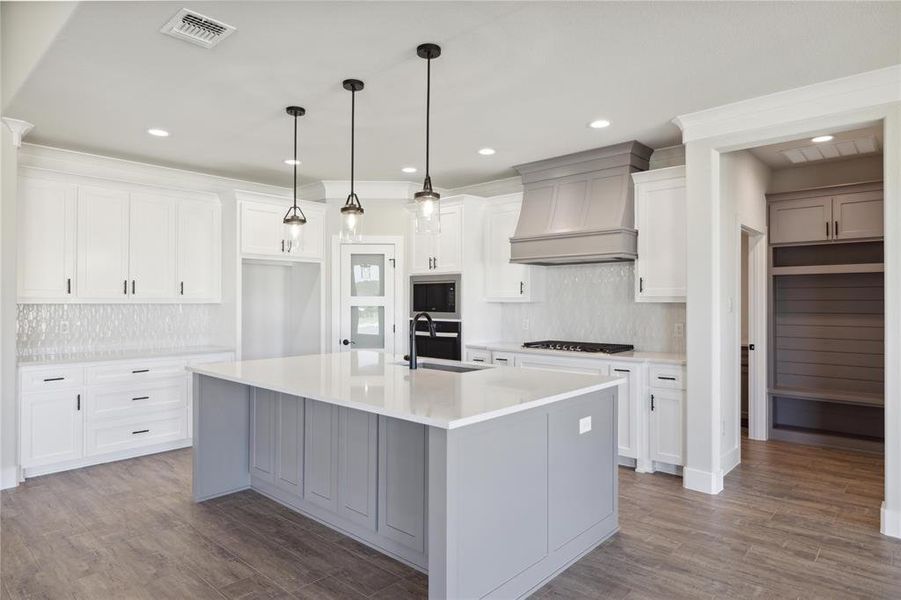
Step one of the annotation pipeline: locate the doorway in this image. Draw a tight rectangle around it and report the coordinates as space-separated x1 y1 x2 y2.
741 227 768 442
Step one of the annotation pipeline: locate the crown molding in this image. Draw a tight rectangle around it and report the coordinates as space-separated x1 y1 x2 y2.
301 180 421 201
447 175 522 197
673 64 901 143
2 117 34 147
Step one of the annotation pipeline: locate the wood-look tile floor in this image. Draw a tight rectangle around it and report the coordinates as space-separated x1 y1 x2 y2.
2 437 899 599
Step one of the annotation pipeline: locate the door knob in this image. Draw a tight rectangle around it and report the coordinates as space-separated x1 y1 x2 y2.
342 339 355 346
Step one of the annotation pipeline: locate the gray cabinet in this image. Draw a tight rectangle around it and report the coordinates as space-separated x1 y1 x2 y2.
274 394 303 496
303 399 338 511
768 182 883 245
250 389 276 483
337 408 378 531
378 416 427 552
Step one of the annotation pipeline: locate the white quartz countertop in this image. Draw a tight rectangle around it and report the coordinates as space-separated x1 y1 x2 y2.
189 351 624 430
466 341 686 365
18 346 235 367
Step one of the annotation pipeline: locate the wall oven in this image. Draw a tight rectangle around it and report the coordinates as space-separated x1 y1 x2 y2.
410 275 460 320
410 319 462 361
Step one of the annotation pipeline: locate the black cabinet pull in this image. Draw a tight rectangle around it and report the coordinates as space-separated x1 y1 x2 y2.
131 369 150 374
520 281 524 295
650 394 655 411
281 240 285 253
658 376 677 381
43 377 64 382
826 221 830 238
76 394 81 411
132 280 136 295
639 277 644 293
433 256 437 269
613 368 630 373
123 279 128 295
132 396 150 401
132 429 150 435
749 344 756 351
180 281 184 295
67 278 71 294
834 220 839 237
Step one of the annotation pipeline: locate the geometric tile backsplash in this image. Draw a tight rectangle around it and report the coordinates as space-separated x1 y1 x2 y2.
17 303 216 358
498 262 686 354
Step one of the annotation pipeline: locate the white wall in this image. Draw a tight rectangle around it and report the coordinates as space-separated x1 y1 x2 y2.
1 125 19 488
768 154 883 194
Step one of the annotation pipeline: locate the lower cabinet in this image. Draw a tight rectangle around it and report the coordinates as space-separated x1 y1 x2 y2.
303 399 339 511
275 394 304 495
337 408 378 531
649 388 684 466
20 389 84 468
608 362 639 460
251 389 277 483
377 416 427 552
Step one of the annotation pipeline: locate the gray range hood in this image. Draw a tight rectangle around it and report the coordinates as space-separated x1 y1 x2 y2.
511 141 652 265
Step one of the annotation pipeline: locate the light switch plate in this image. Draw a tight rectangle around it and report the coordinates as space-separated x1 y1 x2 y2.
579 416 592 434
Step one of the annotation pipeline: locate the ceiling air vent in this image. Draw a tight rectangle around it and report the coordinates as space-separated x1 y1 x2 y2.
160 9 236 49
780 134 881 164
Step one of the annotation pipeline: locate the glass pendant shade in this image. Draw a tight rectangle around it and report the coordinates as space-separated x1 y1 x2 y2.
340 194 364 242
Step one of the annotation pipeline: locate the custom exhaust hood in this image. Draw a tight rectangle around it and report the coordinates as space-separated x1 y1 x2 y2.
510 141 652 265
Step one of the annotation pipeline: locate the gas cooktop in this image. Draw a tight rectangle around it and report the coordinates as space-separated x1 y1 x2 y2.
522 341 634 354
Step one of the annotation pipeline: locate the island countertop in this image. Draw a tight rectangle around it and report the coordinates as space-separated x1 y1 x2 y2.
189 350 624 429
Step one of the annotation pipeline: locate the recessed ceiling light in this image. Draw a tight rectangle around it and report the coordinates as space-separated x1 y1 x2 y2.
478 148 496 156
284 159 300 165
588 119 611 129
147 128 170 137
811 135 834 143
402 167 417 174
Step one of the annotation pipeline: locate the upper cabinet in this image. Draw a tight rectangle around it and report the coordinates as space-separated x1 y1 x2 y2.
17 177 77 300
239 194 324 261
483 194 538 302
768 182 883 246
409 202 463 274
17 174 221 303
632 166 687 303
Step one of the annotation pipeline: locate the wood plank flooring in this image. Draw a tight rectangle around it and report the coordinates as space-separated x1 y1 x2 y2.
3 437 900 599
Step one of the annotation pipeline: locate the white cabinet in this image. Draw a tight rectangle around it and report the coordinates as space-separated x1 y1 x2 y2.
76 185 130 299
516 353 609 376
129 193 177 299
177 199 221 301
17 177 77 300
608 362 640 460
466 349 491 364
409 202 463 274
20 389 83 468
484 195 536 302
633 166 687 303
649 387 683 466
239 197 324 261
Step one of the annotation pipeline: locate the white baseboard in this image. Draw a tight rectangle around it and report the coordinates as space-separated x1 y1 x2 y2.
22 439 192 479
881 502 901 539
721 446 740 475
1 466 19 490
682 466 724 494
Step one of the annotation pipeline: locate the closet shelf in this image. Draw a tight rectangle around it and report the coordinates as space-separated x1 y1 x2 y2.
769 386 883 407
770 263 884 276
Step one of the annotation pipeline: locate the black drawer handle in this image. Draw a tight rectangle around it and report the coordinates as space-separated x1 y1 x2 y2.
132 369 150 374
132 396 150 401
613 369 630 373
43 377 65 382
132 429 150 435
657 376 677 381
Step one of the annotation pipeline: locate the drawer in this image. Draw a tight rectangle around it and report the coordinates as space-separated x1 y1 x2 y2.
492 351 517 367
186 352 234 366
86 359 187 386
466 349 491 364
85 410 186 456
86 379 186 421
20 366 85 393
649 364 685 389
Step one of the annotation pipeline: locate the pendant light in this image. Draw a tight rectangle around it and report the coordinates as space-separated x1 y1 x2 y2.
283 106 307 245
413 43 442 235
340 79 365 241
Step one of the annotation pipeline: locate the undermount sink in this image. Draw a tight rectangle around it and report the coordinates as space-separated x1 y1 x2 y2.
418 362 485 374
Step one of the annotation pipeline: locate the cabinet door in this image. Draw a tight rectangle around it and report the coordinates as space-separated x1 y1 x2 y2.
768 196 831 245
609 363 639 459
275 394 304 496
77 186 130 299
378 416 426 552
241 202 285 257
833 191 883 240
17 177 77 300
21 390 83 468
304 398 339 511
485 199 531 300
635 177 687 302
408 212 434 274
649 388 683 466
337 408 378 530
129 193 177 299
251 388 276 483
177 200 221 300
516 354 609 376
434 203 463 272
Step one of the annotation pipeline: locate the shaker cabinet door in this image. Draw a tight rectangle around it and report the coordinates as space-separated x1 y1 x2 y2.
634 172 687 302
609 364 639 460
768 196 832 245
377 416 426 552
832 191 883 240
21 390 84 468
250 389 276 483
304 399 339 511
177 199 221 300
17 177 77 300
649 388 683 466
484 197 532 301
76 186 130 299
129 193 177 299
337 408 378 530
274 394 304 496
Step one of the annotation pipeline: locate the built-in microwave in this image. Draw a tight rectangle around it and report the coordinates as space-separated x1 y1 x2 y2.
410 274 460 320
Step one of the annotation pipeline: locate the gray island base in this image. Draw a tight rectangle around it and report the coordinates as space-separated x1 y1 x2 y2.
191 352 620 599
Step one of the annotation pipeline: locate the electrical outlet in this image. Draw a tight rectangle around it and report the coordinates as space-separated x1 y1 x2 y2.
522 317 530 331
59 321 69 335
579 416 592 435
673 322 684 337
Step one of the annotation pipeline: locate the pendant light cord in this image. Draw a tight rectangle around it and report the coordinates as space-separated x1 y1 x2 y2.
293 113 298 210
350 88 355 197
425 56 431 186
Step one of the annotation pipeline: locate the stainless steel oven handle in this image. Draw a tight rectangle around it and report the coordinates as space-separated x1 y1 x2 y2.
414 331 459 338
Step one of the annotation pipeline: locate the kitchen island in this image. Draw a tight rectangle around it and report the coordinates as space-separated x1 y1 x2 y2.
190 351 623 599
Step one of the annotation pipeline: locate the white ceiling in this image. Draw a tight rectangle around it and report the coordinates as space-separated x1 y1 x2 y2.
749 126 884 169
7 1 901 189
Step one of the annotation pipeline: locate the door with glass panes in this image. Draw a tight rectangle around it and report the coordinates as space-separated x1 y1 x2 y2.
339 244 396 354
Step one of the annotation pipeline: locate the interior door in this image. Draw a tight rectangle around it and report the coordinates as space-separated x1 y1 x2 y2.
129 192 177 299
339 244 397 354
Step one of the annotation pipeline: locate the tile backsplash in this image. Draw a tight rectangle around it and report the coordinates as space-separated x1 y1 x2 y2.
17 304 216 358
500 263 686 354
